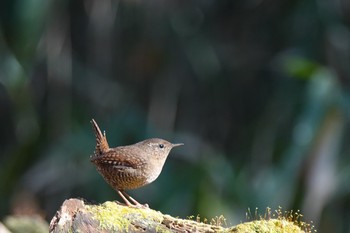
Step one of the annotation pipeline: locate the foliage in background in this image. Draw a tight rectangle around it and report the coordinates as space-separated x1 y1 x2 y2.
0 0 350 232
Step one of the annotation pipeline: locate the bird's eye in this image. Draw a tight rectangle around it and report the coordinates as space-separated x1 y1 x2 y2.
159 144 164 149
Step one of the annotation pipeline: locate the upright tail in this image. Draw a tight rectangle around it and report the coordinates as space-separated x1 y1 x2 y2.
91 119 110 156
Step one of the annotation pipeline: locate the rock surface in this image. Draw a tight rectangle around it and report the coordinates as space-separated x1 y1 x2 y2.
49 198 307 233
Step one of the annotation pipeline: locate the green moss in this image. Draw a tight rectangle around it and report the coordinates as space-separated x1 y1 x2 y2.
232 219 304 233
85 202 313 233
235 207 316 233
86 201 165 232
155 224 174 233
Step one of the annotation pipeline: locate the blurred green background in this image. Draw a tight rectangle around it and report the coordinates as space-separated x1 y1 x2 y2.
0 0 350 232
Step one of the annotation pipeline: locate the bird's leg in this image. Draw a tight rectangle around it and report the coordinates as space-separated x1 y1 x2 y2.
117 190 148 208
117 190 133 207
121 191 146 207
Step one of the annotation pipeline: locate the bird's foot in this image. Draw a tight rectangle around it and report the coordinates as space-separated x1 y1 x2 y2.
117 190 149 208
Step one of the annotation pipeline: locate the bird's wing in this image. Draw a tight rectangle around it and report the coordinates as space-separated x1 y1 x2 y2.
90 147 145 169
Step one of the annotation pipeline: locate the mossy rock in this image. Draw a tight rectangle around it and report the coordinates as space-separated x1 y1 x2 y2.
49 198 309 233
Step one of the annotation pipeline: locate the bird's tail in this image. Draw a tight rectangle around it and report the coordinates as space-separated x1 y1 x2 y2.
91 119 110 156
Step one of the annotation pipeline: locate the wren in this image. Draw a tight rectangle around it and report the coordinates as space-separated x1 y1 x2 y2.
90 119 183 207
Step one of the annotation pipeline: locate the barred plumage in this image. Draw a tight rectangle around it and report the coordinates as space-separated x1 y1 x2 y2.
90 119 183 207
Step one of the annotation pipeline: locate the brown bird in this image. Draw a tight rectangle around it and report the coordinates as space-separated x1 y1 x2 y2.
90 119 183 207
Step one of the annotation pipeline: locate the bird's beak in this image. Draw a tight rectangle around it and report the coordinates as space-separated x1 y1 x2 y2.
172 143 184 148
